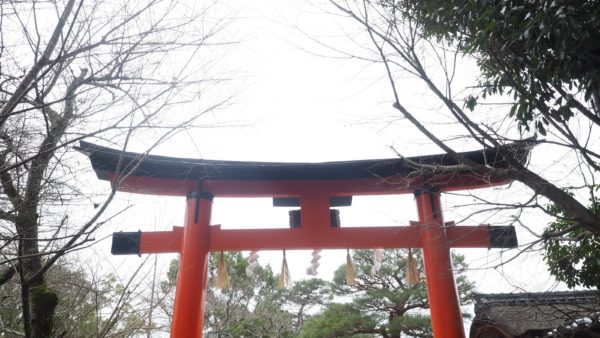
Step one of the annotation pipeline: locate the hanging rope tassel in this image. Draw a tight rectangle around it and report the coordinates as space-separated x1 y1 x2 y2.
246 250 259 277
215 251 230 289
345 249 356 286
278 250 292 288
306 249 321 276
407 248 420 287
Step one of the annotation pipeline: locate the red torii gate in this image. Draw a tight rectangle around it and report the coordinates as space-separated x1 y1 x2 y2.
78 141 527 338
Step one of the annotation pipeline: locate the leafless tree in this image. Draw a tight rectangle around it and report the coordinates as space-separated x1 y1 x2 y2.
0 0 233 336
327 0 599 242
1 257 164 338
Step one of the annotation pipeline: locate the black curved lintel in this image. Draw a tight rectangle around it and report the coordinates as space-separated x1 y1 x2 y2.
76 141 533 182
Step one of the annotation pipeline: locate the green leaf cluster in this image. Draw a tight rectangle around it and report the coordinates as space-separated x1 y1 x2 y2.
544 200 600 289
206 253 296 337
299 303 376 338
385 0 600 134
299 249 474 338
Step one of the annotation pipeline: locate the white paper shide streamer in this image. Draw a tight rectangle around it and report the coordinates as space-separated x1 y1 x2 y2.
370 248 384 276
246 251 259 277
306 249 321 276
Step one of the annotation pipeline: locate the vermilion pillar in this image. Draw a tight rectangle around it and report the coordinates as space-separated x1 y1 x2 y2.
415 187 465 338
171 191 213 338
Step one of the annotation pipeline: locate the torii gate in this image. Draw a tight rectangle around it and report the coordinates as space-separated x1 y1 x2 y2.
78 141 528 338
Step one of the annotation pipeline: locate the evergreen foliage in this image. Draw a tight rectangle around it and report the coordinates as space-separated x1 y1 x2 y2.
545 200 600 289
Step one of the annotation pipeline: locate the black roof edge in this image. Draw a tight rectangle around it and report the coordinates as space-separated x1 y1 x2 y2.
75 140 533 182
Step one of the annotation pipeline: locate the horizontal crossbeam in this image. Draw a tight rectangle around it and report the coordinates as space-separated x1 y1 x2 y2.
111 225 517 254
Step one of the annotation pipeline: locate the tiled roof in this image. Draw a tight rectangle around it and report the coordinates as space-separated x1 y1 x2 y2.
474 291 600 311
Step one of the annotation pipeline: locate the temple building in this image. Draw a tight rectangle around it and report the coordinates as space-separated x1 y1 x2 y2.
470 291 600 338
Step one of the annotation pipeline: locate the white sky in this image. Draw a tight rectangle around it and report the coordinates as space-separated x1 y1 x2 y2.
76 0 573 334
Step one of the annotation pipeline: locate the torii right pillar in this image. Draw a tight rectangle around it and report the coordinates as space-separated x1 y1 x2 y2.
415 186 465 338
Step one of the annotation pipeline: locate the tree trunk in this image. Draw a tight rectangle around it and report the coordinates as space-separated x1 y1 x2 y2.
17 201 58 338
504 165 600 236
29 280 58 338
14 67 85 338
592 85 600 117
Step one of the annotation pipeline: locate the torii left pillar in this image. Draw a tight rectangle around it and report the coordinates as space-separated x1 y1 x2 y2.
170 190 213 337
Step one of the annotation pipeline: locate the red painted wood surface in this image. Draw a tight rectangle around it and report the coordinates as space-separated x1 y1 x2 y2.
108 172 510 197
170 195 212 338
138 225 492 253
416 190 466 338
139 226 182 253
